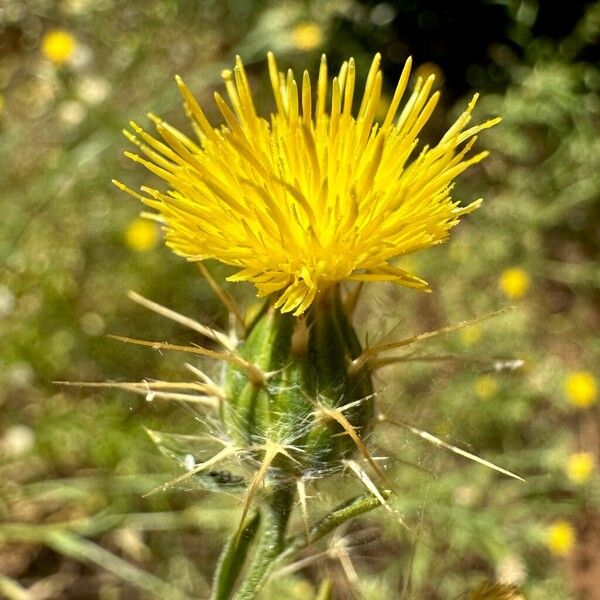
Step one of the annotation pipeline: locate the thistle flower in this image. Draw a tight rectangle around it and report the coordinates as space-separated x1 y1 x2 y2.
107 54 513 599
116 53 499 315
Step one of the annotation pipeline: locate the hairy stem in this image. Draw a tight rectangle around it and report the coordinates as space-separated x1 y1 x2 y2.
232 484 295 600
212 511 262 600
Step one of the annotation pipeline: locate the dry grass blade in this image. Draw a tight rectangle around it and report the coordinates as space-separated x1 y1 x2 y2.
46 530 190 599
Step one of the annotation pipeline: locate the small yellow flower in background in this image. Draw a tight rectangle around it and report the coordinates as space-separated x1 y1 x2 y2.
499 267 530 299
546 520 575 556
474 374 498 399
461 324 482 346
291 21 323 51
124 218 159 252
564 371 597 408
565 452 595 484
117 53 499 315
41 29 76 65
414 62 445 88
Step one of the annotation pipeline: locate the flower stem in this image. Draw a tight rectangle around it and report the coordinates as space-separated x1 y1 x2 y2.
211 510 262 600
232 484 295 600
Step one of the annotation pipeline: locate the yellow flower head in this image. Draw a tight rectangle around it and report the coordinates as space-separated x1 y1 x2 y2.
124 217 159 252
41 29 76 65
499 267 530 299
116 53 499 315
292 22 323 51
565 370 597 408
565 451 595 484
546 520 575 556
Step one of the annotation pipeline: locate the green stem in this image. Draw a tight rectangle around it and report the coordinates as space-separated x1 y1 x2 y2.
211 511 262 600
283 489 391 559
232 484 295 600
213 487 388 599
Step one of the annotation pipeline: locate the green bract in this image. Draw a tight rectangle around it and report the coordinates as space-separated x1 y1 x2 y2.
222 286 373 476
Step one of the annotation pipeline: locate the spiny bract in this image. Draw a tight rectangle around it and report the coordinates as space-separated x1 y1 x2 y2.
116 52 499 315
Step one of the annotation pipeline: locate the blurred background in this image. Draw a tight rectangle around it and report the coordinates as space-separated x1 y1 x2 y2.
1 1 599 598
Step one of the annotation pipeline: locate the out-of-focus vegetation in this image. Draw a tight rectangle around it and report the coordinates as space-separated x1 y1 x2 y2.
1 1 599 598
